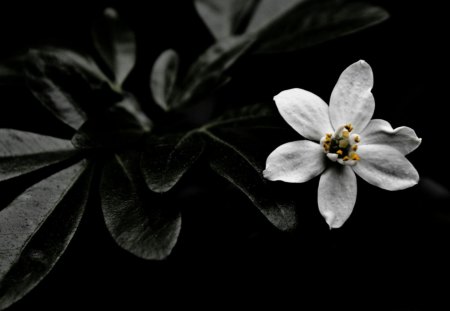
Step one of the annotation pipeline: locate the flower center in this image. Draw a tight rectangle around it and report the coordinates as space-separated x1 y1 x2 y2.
320 123 361 166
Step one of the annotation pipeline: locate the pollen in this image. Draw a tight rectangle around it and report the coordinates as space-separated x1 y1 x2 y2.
351 153 360 161
321 123 362 166
339 140 349 148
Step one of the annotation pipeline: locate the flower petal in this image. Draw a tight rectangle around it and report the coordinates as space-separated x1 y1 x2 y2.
329 60 375 132
318 165 357 229
274 88 333 141
264 140 327 183
353 144 419 190
360 119 422 155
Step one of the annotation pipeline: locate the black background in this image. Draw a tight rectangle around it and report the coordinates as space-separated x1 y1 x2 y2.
1 1 449 309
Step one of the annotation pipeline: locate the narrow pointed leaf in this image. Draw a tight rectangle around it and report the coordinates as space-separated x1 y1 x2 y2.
0 129 77 182
202 128 297 231
150 49 179 111
141 131 204 193
25 48 116 130
172 36 254 109
92 7 136 85
0 160 91 310
100 151 181 260
253 1 389 53
194 0 259 40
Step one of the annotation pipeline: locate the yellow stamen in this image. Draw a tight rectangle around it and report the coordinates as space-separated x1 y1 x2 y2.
342 156 349 161
354 135 360 143
339 140 349 148
345 123 353 132
336 150 343 156
342 130 350 139
351 153 360 161
352 145 358 151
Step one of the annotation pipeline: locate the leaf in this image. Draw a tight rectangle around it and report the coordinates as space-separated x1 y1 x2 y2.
0 129 77 182
205 102 274 127
150 49 179 111
172 36 254 110
100 151 181 260
25 48 118 130
71 94 152 149
253 1 389 53
200 126 297 231
194 0 259 40
0 56 26 86
245 0 308 33
141 131 205 193
0 160 91 310
92 7 136 86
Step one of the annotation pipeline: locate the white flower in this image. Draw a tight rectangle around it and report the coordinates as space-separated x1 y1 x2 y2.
263 60 421 229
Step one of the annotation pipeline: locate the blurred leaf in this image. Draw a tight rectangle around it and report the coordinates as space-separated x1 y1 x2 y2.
0 160 91 310
100 151 181 260
194 0 259 40
201 127 296 231
0 129 77 182
245 0 308 33
92 7 136 86
253 1 389 53
150 49 179 111
71 94 152 149
206 102 273 126
141 131 205 193
25 48 117 130
172 36 254 109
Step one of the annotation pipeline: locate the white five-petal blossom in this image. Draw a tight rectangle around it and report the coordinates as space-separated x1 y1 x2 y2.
263 60 421 229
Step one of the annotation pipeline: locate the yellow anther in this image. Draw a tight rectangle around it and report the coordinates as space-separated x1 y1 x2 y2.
342 156 350 161
354 135 360 143
326 133 332 138
352 145 358 151
336 150 343 156
339 140 349 148
351 153 360 161
345 123 353 132
342 130 350 139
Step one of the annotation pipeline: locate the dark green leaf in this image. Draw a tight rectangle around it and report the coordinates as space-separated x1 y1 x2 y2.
0 160 91 310
245 0 307 33
194 0 259 40
92 7 136 86
141 131 204 193
100 151 181 260
25 48 117 130
71 94 152 149
0 56 26 86
0 129 77 182
150 49 179 111
172 36 254 110
253 1 389 53
205 102 274 128
201 126 297 231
